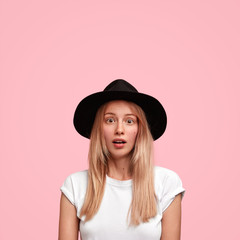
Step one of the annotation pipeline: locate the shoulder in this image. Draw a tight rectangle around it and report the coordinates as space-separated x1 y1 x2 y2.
153 166 184 193
67 169 88 181
61 169 88 195
154 166 180 181
64 169 88 188
60 169 88 200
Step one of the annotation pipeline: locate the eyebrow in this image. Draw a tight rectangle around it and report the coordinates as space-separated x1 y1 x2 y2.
104 112 136 117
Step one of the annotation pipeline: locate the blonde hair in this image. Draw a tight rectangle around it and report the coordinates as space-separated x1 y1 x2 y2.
80 101 157 226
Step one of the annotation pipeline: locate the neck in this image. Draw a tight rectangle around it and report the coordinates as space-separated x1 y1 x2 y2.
107 156 132 180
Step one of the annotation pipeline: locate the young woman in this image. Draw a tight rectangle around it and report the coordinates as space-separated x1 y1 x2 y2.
58 79 185 240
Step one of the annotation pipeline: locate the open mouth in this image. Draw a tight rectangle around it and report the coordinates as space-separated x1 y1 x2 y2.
112 140 126 144
112 139 127 148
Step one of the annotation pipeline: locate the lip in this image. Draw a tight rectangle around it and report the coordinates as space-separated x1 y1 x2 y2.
112 138 127 148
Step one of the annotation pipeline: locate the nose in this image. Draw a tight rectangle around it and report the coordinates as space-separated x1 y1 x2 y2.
115 121 124 135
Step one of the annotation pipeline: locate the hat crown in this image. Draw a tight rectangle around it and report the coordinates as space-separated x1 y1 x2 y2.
104 79 138 92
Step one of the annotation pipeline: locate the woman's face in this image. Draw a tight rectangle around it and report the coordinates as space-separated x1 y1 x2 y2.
102 100 138 161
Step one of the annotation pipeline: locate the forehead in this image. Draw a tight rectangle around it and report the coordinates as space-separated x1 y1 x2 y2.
104 100 136 113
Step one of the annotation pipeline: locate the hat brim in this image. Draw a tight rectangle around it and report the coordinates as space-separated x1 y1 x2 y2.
73 91 167 140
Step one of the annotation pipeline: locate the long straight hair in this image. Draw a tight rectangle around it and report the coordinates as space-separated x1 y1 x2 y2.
80 101 157 225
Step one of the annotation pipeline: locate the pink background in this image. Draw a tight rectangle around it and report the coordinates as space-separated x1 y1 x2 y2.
1 0 239 239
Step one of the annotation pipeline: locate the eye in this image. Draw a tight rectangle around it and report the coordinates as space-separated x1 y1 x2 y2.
106 117 115 123
126 119 134 124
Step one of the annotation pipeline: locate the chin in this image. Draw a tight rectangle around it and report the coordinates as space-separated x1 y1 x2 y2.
109 151 132 160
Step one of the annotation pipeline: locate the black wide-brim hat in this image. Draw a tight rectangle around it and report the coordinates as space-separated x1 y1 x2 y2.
73 79 167 141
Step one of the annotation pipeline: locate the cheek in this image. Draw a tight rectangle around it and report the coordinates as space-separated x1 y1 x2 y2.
103 126 112 141
129 128 138 142
133 131 138 141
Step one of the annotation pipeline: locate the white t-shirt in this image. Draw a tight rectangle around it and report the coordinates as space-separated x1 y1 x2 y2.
60 166 185 240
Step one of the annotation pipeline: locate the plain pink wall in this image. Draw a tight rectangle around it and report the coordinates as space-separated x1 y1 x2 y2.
1 0 239 239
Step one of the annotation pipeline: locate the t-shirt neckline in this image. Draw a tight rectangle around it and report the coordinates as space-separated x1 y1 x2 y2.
106 175 132 187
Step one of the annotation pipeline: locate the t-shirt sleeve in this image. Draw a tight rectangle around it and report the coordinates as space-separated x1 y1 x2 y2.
60 174 75 206
161 170 185 212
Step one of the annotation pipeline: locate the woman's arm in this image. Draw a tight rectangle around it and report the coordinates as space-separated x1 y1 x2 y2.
58 193 80 240
160 193 182 240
